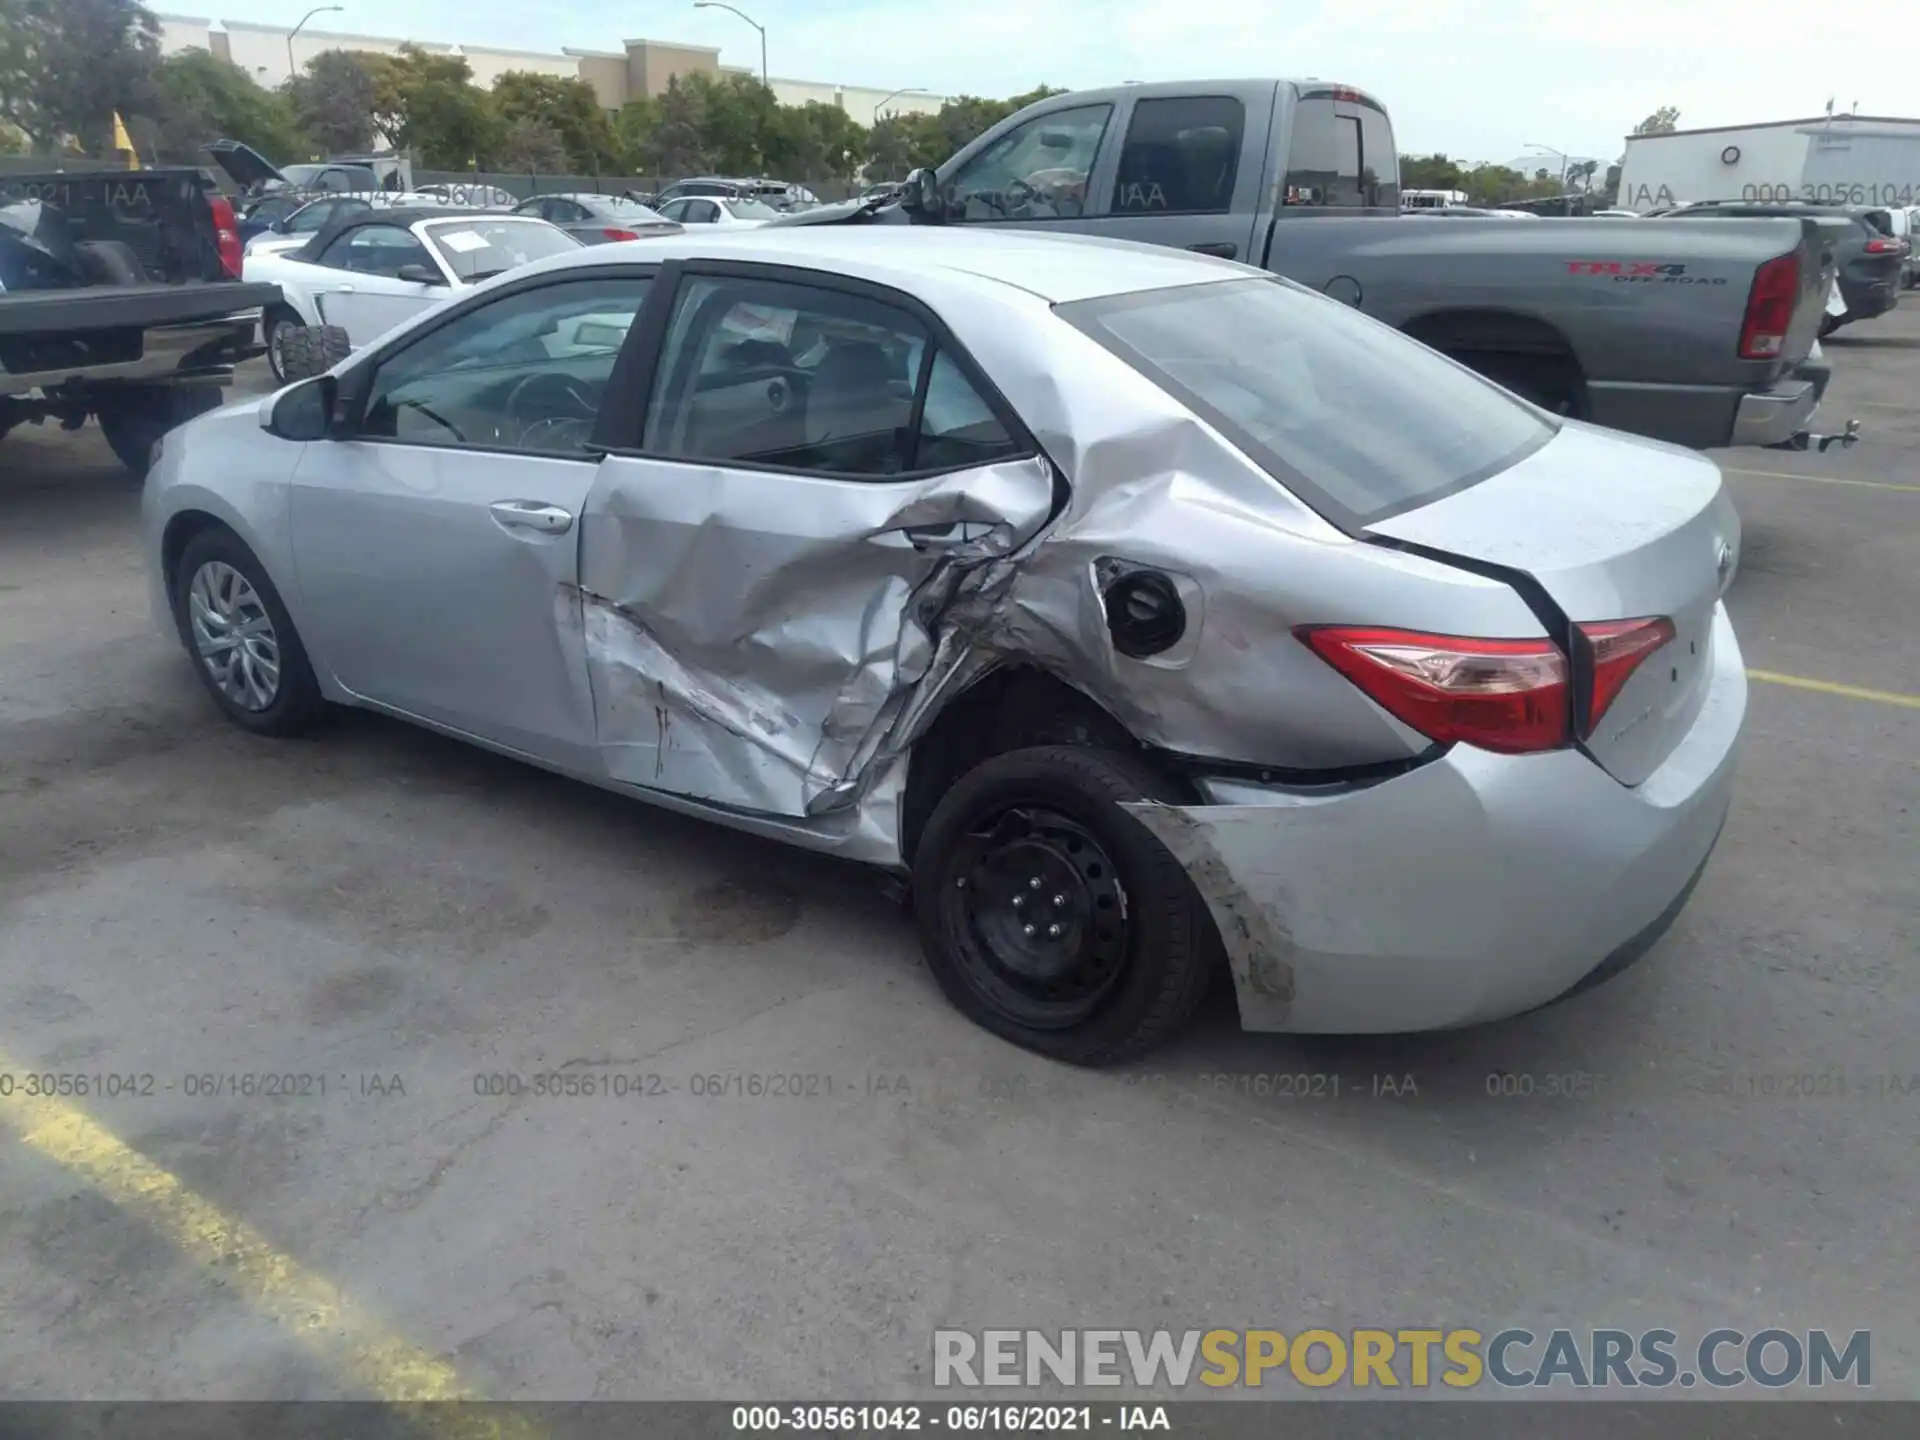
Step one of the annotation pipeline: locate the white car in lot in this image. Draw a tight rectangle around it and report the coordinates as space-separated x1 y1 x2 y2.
243 208 582 381
653 195 782 229
243 192 481 259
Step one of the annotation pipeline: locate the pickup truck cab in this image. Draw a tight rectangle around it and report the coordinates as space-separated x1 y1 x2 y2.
794 81 1849 455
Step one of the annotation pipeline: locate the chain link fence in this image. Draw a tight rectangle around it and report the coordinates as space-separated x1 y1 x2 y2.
412 169 864 203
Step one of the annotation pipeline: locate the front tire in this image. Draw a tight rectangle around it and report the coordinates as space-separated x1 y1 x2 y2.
96 385 222 479
172 527 326 736
262 306 303 384
911 746 1221 1066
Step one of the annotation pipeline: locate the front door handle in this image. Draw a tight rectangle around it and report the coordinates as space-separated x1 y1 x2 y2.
490 500 574 535
335 283 356 294
898 523 986 551
1186 241 1237 259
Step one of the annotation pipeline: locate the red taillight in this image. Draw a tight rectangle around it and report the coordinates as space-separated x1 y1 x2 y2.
1577 617 1676 734
1295 626 1570 755
1738 251 1800 359
1864 236 1903 254
209 194 242 277
601 227 640 241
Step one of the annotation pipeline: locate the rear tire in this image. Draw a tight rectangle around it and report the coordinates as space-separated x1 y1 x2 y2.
277 324 351 381
96 385 223 479
911 745 1221 1066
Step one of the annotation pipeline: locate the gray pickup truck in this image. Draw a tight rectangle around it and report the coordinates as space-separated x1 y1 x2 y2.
786 80 1850 454
1 169 281 477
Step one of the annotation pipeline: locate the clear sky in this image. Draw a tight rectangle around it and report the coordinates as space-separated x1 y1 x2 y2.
213 0 1910 163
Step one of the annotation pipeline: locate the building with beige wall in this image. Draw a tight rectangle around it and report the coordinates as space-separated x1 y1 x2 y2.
156 15 950 123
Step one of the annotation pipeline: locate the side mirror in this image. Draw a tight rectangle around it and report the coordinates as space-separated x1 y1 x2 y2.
261 376 335 441
397 263 446 286
901 167 941 218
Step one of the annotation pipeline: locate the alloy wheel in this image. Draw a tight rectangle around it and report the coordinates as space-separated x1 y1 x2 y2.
188 560 280 711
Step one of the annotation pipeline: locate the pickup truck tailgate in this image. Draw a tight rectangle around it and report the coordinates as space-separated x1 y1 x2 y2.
0 282 279 333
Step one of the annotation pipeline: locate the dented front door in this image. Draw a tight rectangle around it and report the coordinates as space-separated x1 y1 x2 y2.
575 452 1053 816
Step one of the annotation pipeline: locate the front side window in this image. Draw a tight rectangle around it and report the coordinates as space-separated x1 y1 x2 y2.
685 201 720 223
422 218 580 283
320 224 434 277
358 276 652 453
643 276 1022 479
1061 277 1552 531
1112 97 1245 215
944 104 1113 222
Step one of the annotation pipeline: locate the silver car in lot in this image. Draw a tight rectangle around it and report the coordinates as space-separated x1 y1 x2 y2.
143 228 1747 1063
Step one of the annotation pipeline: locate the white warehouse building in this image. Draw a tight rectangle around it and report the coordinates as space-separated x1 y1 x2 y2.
1617 114 1920 212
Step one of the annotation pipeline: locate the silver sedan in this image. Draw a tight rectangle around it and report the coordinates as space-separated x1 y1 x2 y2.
142 227 1746 1063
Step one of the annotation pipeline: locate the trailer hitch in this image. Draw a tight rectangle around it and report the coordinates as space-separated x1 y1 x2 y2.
1768 419 1861 454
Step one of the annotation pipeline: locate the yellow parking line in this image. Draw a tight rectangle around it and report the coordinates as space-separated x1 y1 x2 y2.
1748 669 1920 709
0 1061 538 1438
1722 467 1920 493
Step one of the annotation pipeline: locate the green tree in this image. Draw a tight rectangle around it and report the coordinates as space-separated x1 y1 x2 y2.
678 72 778 174
492 71 619 172
286 49 379 156
632 75 708 177
765 100 864 181
1632 106 1680 135
0 0 161 154
367 44 499 169
1398 153 1464 191
148 48 301 163
494 115 569 174
613 95 660 171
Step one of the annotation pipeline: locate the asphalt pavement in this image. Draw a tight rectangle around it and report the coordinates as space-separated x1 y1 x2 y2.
0 320 1914 1406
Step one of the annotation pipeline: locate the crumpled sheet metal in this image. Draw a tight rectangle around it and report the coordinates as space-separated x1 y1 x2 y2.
576 454 1053 830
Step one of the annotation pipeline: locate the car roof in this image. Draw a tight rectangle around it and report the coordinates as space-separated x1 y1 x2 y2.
294 207 548 260
519 225 1256 304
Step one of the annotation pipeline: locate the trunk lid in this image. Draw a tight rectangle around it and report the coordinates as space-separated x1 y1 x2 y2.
203 139 286 195
1366 423 1739 786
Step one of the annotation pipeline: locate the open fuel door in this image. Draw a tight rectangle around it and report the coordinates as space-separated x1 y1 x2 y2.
577 268 1054 817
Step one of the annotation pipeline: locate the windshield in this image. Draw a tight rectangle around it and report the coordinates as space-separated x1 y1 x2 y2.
597 196 671 222
722 198 780 220
282 164 377 193
1060 277 1554 531
422 218 581 282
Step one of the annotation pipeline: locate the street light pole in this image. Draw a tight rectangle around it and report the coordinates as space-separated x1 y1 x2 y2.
873 86 927 123
693 1 767 90
287 5 343 84
1525 141 1572 214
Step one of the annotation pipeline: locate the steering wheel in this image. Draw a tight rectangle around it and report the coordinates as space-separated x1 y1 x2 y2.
502 372 600 447
1002 177 1038 214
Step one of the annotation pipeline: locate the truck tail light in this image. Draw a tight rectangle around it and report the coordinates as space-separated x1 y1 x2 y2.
1577 617 1676 734
1738 251 1800 359
1863 236 1903 254
1294 626 1570 754
209 194 243 277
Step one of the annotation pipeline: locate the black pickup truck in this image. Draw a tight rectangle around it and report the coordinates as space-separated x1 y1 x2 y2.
0 169 281 477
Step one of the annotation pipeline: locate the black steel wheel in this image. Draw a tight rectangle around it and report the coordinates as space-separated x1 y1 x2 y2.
912 746 1221 1065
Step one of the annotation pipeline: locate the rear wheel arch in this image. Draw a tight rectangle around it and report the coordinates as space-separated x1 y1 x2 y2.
1401 307 1589 417
900 663 1195 866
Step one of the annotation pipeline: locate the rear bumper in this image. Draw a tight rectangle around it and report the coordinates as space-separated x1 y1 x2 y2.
1125 605 1747 1034
1729 375 1821 448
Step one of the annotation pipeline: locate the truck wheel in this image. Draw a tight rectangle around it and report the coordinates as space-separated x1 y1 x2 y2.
73 240 147 285
96 385 223 479
911 745 1221 1066
277 324 352 382
262 307 304 384
171 527 326 736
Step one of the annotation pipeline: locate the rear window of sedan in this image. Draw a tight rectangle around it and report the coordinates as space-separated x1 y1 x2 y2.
1058 276 1554 531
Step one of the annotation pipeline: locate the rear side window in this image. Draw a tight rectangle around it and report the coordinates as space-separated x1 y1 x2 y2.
1284 96 1397 208
1112 97 1244 215
1060 277 1553 532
